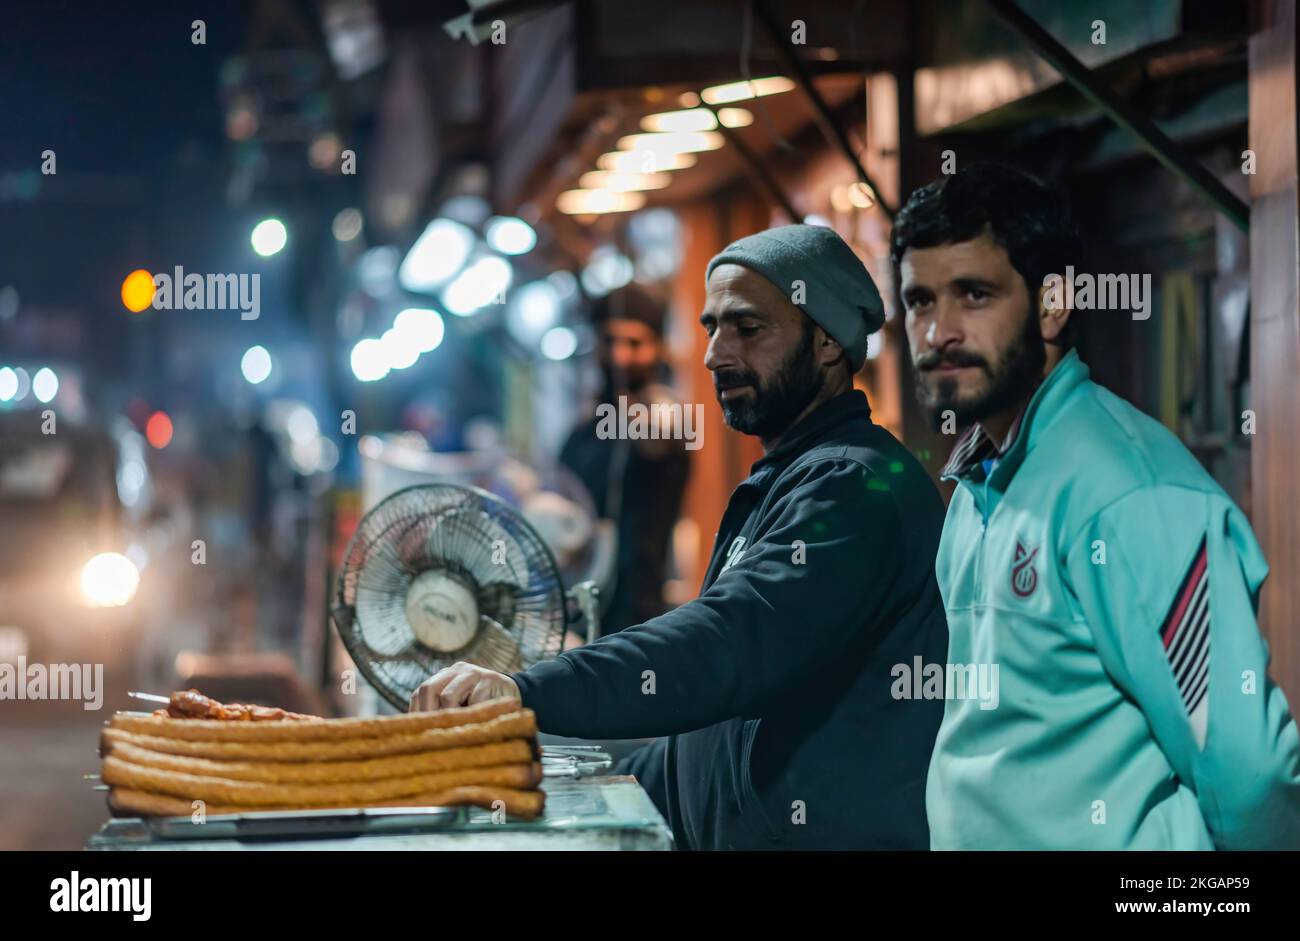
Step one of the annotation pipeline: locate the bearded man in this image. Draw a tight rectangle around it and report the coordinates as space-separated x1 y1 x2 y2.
895 162 1300 849
412 224 949 850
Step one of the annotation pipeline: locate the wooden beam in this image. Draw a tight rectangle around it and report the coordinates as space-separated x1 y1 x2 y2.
986 0 1250 232
1248 0 1300 700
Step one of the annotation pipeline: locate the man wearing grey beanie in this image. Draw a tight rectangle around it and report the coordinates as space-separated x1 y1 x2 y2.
414 224 949 850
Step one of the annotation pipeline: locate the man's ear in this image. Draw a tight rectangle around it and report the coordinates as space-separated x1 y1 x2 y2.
816 327 846 367
1037 283 1071 343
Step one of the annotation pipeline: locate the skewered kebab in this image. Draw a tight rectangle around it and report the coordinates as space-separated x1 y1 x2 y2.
151 689 319 722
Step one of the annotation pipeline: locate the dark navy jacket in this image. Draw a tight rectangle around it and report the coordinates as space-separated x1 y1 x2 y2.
514 390 948 849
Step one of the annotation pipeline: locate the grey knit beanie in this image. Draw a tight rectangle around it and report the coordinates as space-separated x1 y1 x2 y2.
706 223 885 370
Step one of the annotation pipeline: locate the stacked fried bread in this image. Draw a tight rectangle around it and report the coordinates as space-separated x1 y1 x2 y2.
100 693 544 820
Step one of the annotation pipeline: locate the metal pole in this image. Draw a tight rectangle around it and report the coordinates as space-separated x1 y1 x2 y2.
714 121 803 221
753 0 895 219
984 0 1249 232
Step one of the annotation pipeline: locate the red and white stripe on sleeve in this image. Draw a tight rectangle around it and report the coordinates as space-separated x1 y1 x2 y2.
1160 538 1210 749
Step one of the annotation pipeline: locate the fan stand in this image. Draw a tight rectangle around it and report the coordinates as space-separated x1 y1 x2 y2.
570 580 601 646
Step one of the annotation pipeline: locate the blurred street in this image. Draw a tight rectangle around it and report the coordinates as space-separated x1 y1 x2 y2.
0 686 140 850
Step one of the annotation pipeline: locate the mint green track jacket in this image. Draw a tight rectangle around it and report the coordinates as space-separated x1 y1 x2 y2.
927 349 1300 849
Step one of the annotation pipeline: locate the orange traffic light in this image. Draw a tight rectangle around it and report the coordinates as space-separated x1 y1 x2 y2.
121 269 155 312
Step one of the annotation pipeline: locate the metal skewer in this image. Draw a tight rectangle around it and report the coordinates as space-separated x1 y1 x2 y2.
128 691 170 704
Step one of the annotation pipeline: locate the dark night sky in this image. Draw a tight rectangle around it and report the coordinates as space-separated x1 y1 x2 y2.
0 1 237 174
0 2 333 416
0 2 247 307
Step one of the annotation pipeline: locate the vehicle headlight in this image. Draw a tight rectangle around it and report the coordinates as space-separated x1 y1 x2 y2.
80 552 140 607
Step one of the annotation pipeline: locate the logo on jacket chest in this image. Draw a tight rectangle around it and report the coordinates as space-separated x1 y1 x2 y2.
1011 540 1039 598
720 536 747 573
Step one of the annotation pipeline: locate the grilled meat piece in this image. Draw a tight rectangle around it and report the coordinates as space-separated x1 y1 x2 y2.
152 689 318 721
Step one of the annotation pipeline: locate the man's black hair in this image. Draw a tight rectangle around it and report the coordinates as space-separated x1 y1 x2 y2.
590 282 667 339
889 162 1083 347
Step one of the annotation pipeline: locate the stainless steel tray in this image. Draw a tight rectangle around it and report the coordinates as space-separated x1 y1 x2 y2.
97 805 464 843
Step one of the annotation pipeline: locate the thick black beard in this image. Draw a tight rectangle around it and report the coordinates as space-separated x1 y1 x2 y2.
916 303 1046 431
716 322 824 440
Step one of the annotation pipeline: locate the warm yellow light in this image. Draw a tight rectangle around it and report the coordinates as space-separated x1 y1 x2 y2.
578 170 672 192
615 131 724 155
701 76 796 104
717 107 753 128
641 108 717 133
120 269 155 313
556 190 647 215
597 150 697 173
848 182 876 208
678 91 701 107
80 552 140 608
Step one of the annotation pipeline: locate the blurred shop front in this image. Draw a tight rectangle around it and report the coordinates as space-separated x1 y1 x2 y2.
485 0 914 599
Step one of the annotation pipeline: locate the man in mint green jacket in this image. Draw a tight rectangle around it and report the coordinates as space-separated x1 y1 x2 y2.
892 162 1300 849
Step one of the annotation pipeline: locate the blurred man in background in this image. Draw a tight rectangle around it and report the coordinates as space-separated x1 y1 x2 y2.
560 283 689 636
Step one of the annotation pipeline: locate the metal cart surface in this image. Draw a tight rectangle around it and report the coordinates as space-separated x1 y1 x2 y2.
86 775 672 851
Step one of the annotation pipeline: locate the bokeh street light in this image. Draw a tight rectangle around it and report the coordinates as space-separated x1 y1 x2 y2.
121 269 155 312
32 367 58 403
241 345 273 384
251 218 288 257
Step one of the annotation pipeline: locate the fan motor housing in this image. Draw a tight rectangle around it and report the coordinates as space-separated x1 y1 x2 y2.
404 570 480 652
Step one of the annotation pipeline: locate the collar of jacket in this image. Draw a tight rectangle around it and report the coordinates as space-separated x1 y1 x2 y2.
748 388 872 479
940 348 1089 487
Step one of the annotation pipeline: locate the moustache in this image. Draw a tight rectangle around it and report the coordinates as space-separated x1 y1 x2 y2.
713 369 758 393
915 348 989 373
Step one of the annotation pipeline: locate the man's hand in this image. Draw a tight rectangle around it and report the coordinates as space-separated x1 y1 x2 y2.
408 661 521 712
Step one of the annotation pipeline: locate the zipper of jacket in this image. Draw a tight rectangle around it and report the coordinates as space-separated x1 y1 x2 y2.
973 476 990 603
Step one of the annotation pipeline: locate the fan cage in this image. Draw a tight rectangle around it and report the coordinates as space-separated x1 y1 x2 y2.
331 483 569 710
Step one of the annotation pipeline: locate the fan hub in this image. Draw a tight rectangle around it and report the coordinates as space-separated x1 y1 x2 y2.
405 570 479 652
